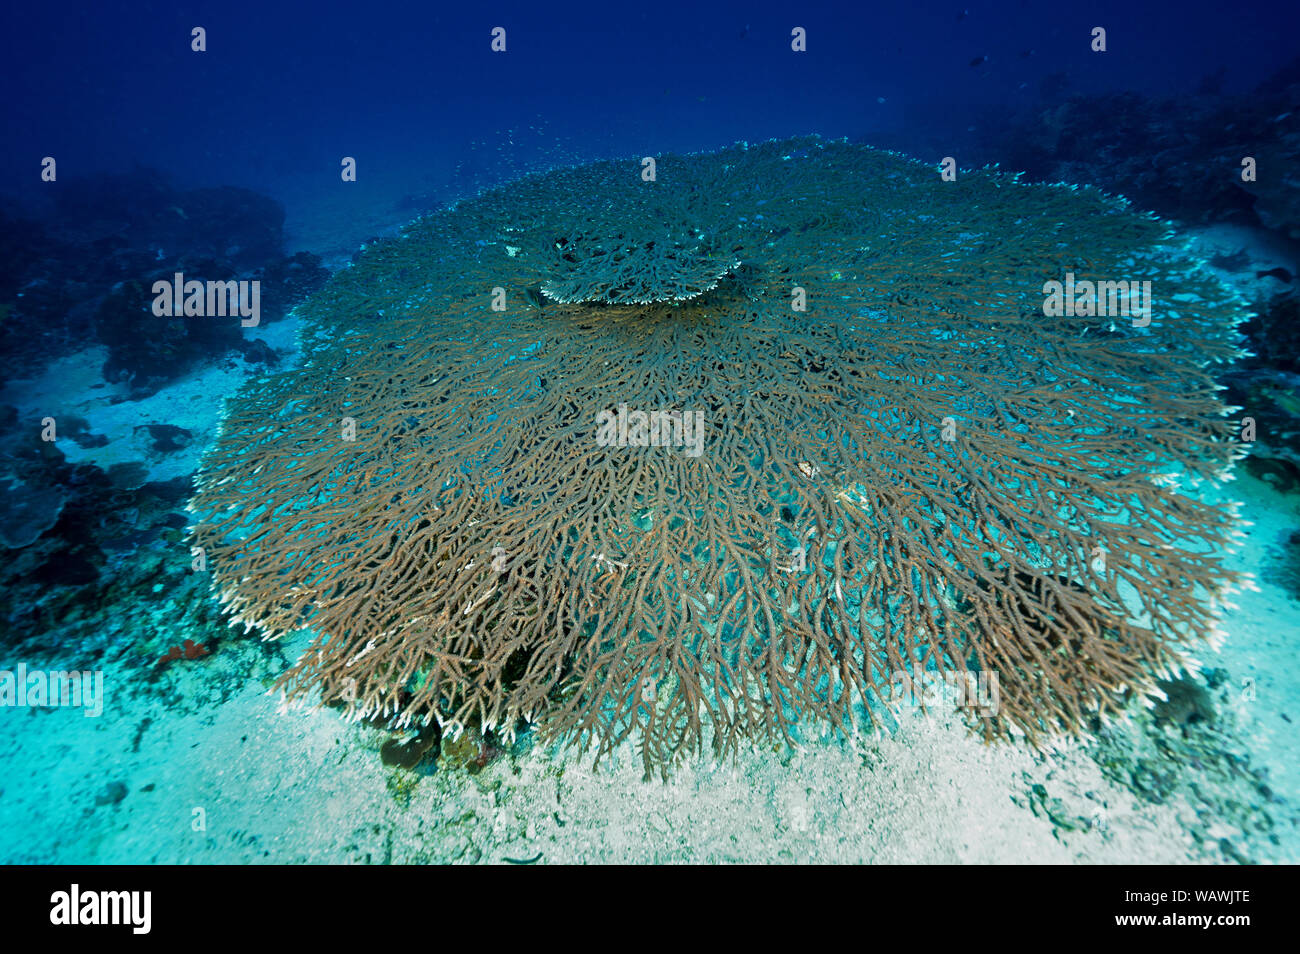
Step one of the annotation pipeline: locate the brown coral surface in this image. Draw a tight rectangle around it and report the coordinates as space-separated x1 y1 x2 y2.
189 136 1246 776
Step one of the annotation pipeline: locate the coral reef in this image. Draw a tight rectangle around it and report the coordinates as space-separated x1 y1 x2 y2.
0 170 328 397
961 58 1300 240
94 278 247 396
1188 230 1300 492
0 403 195 651
190 137 1247 777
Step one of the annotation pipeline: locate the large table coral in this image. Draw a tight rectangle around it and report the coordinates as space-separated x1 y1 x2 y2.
189 136 1247 776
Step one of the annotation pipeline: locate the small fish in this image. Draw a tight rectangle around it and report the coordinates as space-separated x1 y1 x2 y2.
958 8 969 19
969 55 988 67
1020 48 1035 58
1257 267 1293 283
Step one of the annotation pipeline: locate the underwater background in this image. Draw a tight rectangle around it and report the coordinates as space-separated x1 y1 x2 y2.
2 0 1299 864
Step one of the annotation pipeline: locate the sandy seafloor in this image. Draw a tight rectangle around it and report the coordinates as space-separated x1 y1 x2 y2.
1 177 1298 865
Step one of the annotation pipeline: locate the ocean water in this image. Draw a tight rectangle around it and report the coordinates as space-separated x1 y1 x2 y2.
1 0 1299 867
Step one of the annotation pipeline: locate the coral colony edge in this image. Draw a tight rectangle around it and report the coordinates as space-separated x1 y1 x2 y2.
188 136 1248 780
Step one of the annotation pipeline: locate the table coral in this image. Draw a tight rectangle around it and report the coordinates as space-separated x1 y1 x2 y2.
189 136 1248 777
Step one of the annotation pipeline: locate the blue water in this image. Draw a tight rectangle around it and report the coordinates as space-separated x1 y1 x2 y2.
4 1 1298 198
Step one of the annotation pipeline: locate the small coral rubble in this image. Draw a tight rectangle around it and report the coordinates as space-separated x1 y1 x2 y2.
158 639 210 666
